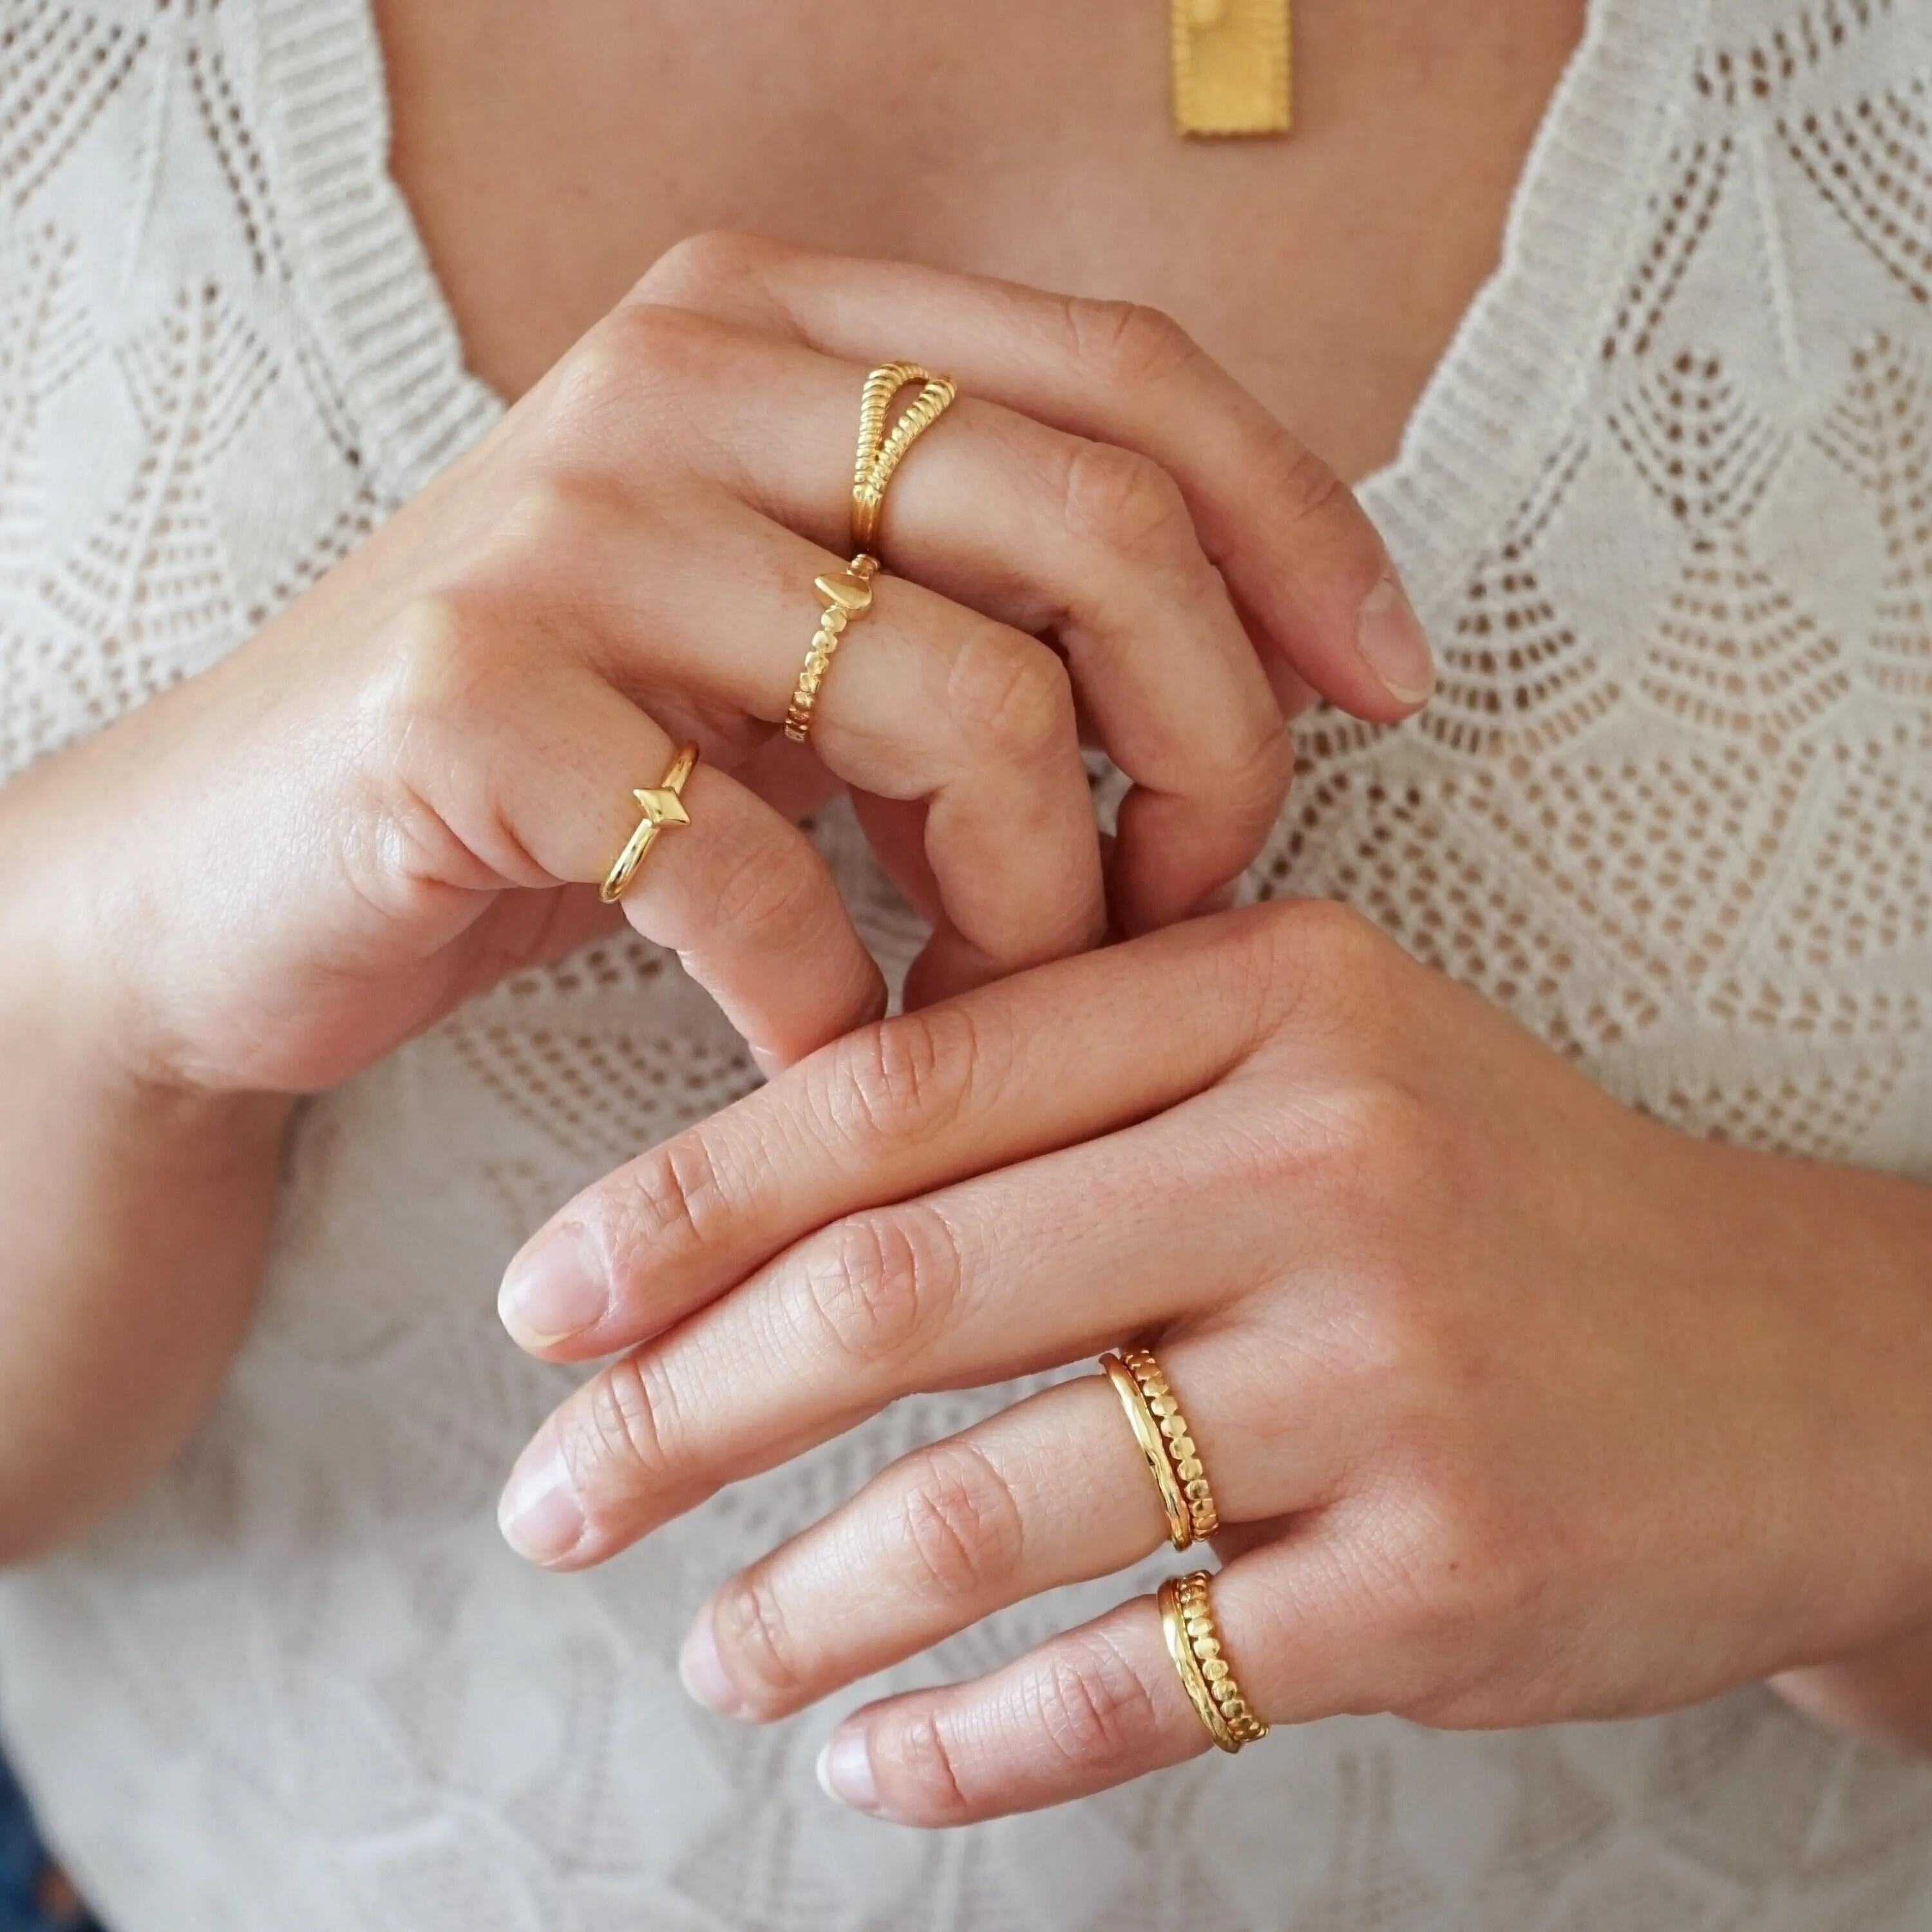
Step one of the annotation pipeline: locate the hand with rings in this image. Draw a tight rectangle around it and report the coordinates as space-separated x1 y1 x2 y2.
496 900 1932 1821
30 232 1431 1107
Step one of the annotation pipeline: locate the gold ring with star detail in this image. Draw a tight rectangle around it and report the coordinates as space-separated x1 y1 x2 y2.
599 743 699 904
1101 1347 1220 1550
1160 1571 1269 1752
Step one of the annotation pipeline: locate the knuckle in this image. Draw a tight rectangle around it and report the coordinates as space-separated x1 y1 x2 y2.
1236 896 1393 1032
1054 439 1194 565
946 626 1077 762
377 591 502 746
704 815 831 942
709 1565 806 1709
820 1003 980 1148
1267 439 1345 529
895 1442 1026 1605
486 471 617 583
602 1129 730 1278
1032 1632 1168 1768
801 1202 961 1367
890 1709 974 1821
571 1351 681 1502
632 229 775 305
545 301 717 438
1061 296 1202 390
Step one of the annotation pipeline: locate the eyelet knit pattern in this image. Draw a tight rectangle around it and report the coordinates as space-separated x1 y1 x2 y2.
2 2 1931 1927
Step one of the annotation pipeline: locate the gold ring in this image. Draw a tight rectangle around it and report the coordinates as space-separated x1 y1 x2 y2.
1101 1347 1221 1549
783 555 880 744
599 743 699 904
1160 1571 1269 1753
851 361 958 556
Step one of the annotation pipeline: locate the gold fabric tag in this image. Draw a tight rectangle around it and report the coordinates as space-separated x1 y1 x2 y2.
1171 0 1292 138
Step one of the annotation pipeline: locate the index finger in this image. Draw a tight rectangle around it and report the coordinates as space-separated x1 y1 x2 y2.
495 902 1298 1358
632 233 1435 722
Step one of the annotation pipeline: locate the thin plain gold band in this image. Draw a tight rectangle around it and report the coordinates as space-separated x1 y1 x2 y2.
598 743 699 904
1160 1571 1269 1753
1102 1352 1193 1549
1121 1345 1222 1543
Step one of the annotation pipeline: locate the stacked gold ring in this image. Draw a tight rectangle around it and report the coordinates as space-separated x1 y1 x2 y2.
1101 1347 1220 1549
784 363 958 746
1160 1572 1269 1753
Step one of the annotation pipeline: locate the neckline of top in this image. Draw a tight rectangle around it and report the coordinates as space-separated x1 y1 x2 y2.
254 0 1707 602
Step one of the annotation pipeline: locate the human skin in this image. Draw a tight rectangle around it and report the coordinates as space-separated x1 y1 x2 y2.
3 0 1926 1805
494 902 1932 1820
0 238 1426 1561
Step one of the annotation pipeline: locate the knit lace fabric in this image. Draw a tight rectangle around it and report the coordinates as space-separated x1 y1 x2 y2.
3 1 1931 1926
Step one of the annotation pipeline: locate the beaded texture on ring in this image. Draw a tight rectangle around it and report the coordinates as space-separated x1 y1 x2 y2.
1160 1571 1269 1753
1122 1345 1221 1542
784 363 957 746
784 555 878 743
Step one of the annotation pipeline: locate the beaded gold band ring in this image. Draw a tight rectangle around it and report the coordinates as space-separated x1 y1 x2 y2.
784 364 956 746
784 556 879 743
1160 1571 1269 1753
599 743 699 905
1101 1347 1221 1550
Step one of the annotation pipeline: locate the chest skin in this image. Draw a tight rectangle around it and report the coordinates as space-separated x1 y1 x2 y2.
374 0 1586 484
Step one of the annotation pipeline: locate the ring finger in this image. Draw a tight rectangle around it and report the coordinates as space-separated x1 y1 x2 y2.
495 1099 1280 1567
676 1340 1331 1725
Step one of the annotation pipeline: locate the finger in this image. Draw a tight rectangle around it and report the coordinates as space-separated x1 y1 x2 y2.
633 234 1435 722
493 904 1305 1358
391 620 883 1068
587 485 1106 995
546 311 1289 933
817 1551 1377 1826
495 1090 1278 1566
679 1339 1333 1721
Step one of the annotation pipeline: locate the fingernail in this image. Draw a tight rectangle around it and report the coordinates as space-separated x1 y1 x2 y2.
498 1222 606 1347
816 1730 882 1814
678 1607 748 1717
497 1435 586 1565
1356 574 1435 706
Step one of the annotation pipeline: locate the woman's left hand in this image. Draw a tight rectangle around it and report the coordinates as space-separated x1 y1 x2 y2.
494 900 1932 1822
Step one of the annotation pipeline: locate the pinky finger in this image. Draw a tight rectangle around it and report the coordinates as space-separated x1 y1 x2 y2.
813 1554 1365 1827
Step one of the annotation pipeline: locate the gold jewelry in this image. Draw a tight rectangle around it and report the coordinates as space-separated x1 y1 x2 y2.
1102 1347 1220 1549
1160 1571 1269 1752
598 743 699 904
851 362 958 555
1171 0 1292 138
783 555 880 744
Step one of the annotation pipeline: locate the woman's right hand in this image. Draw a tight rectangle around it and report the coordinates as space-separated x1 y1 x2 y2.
6 233 1432 1099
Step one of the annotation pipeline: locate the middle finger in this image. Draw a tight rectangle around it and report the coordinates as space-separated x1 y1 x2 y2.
496 1093 1269 1569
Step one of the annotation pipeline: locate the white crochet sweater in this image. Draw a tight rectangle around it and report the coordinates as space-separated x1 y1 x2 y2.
3 1 1931 1927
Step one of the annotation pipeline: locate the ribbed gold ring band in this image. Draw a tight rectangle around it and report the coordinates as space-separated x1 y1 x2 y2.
1160 1571 1269 1754
600 743 699 904
784 362 957 746
1101 1347 1222 1550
